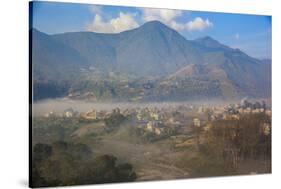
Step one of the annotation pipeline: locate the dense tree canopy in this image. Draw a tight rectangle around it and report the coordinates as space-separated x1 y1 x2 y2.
31 141 136 187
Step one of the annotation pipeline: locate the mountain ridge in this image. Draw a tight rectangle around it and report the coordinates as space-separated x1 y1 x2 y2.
31 21 271 100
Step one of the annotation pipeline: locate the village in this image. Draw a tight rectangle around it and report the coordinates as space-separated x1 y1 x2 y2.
42 100 272 138
32 99 272 181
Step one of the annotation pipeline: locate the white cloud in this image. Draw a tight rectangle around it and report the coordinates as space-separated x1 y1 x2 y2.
86 7 213 33
235 33 240 40
185 17 213 31
170 20 186 31
140 8 213 32
86 12 139 33
142 8 183 23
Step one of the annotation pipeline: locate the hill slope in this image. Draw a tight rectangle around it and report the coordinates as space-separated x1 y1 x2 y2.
31 21 271 100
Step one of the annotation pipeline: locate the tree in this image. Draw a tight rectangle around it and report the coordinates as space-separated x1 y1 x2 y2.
33 143 53 163
204 113 271 170
31 141 137 187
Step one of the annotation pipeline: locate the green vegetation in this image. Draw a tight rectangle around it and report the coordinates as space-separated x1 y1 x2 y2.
32 117 81 144
104 112 127 132
31 141 136 187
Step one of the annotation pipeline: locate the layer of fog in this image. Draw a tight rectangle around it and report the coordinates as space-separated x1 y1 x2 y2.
32 97 248 117
33 99 200 116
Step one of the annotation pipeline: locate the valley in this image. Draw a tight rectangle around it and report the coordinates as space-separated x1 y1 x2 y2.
32 99 272 184
30 19 272 187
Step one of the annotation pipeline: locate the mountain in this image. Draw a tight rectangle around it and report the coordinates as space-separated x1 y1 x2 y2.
193 36 230 51
31 29 89 81
167 36 271 98
192 36 271 97
52 21 203 77
114 21 203 76
31 21 271 100
52 31 119 72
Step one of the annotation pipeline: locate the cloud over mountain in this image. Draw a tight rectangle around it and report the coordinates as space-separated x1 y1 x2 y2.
141 8 183 23
86 6 213 33
86 12 139 33
185 17 213 31
141 8 213 32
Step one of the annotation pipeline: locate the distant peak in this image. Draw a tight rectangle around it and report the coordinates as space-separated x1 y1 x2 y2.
140 20 170 30
196 36 217 43
194 36 228 49
143 20 166 26
135 20 180 37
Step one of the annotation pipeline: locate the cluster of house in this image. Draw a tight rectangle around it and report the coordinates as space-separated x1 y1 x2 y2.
43 105 192 135
78 108 122 120
136 106 207 135
44 107 120 119
223 101 271 119
191 101 272 137
194 100 271 122
43 100 271 136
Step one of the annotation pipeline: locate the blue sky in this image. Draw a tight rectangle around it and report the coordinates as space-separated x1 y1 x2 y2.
31 1 271 59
